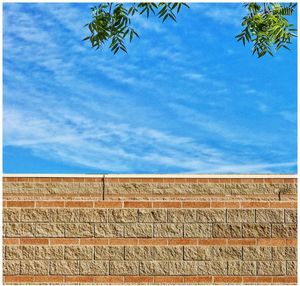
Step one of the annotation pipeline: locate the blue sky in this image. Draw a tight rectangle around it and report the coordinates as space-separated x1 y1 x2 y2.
3 3 297 174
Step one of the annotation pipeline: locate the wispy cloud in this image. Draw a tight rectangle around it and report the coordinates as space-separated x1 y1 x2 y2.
3 3 297 174
191 3 245 27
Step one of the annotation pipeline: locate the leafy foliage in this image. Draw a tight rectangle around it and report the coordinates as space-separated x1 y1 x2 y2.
84 2 297 57
236 3 297 57
84 3 189 54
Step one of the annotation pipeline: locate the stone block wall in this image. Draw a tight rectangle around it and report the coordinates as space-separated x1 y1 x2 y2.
3 175 297 284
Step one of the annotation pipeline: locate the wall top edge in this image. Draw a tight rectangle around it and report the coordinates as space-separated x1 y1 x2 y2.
2 174 298 178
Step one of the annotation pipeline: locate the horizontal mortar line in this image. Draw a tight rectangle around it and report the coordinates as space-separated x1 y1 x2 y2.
3 237 296 246
3 173 298 178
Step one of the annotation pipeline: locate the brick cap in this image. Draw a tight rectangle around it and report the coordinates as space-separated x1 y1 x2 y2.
3 173 298 178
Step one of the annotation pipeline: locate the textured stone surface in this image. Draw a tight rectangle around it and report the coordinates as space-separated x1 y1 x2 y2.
139 209 167 222
154 223 183 237
211 247 242 260
272 247 297 260
257 261 286 276
198 261 227 275
108 209 138 222
79 209 107 222
64 246 93 260
95 223 123 237
50 261 79 275
169 261 198 275
212 224 242 238
35 246 64 260
168 209 196 223
5 246 35 260
21 209 50 222
3 209 20 222
125 247 153 260
79 261 109 275
184 246 211 261
36 223 64 237
3 178 297 283
154 246 183 260
3 261 20 275
4 223 35 237
287 261 297 276
21 261 49 275
228 261 256 275
140 261 169 275
184 224 212 238
95 246 124 260
65 223 94 237
124 223 153 237
256 209 284 223
110 261 139 275
272 224 297 238
197 210 226 222
285 209 297 223
243 224 271 238
243 247 272 260
227 209 255 222
50 209 79 223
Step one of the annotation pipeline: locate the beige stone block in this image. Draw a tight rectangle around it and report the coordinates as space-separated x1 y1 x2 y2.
212 224 242 238
287 261 297 276
198 261 227 275
79 261 109 275
107 182 147 195
169 261 198 275
21 209 50 222
228 261 256 275
153 246 183 260
272 224 297 238
184 246 210 261
285 210 297 223
95 246 124 260
257 261 286 276
4 223 35 237
184 224 212 238
243 247 272 260
168 209 196 223
140 261 169 275
21 261 49 275
64 246 93 260
79 209 107 222
50 209 79 223
272 247 297 260
124 223 153 238
36 223 64 237
108 209 138 222
256 209 284 223
110 261 139 275
5 246 35 260
3 261 20 275
3 209 20 222
125 246 153 260
154 223 183 237
35 246 64 260
243 223 271 238
95 223 123 237
197 209 226 223
211 246 242 260
227 209 255 223
65 223 94 237
139 209 167 223
50 261 79 275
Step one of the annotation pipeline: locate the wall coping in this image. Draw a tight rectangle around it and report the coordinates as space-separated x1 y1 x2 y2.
3 174 298 178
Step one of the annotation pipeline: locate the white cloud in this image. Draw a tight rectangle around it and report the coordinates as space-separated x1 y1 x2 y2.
279 111 297 123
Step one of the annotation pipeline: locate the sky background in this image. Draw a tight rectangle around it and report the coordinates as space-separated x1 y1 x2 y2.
3 3 297 174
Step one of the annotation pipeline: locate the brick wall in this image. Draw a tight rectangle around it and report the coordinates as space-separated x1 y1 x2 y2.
3 175 297 284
